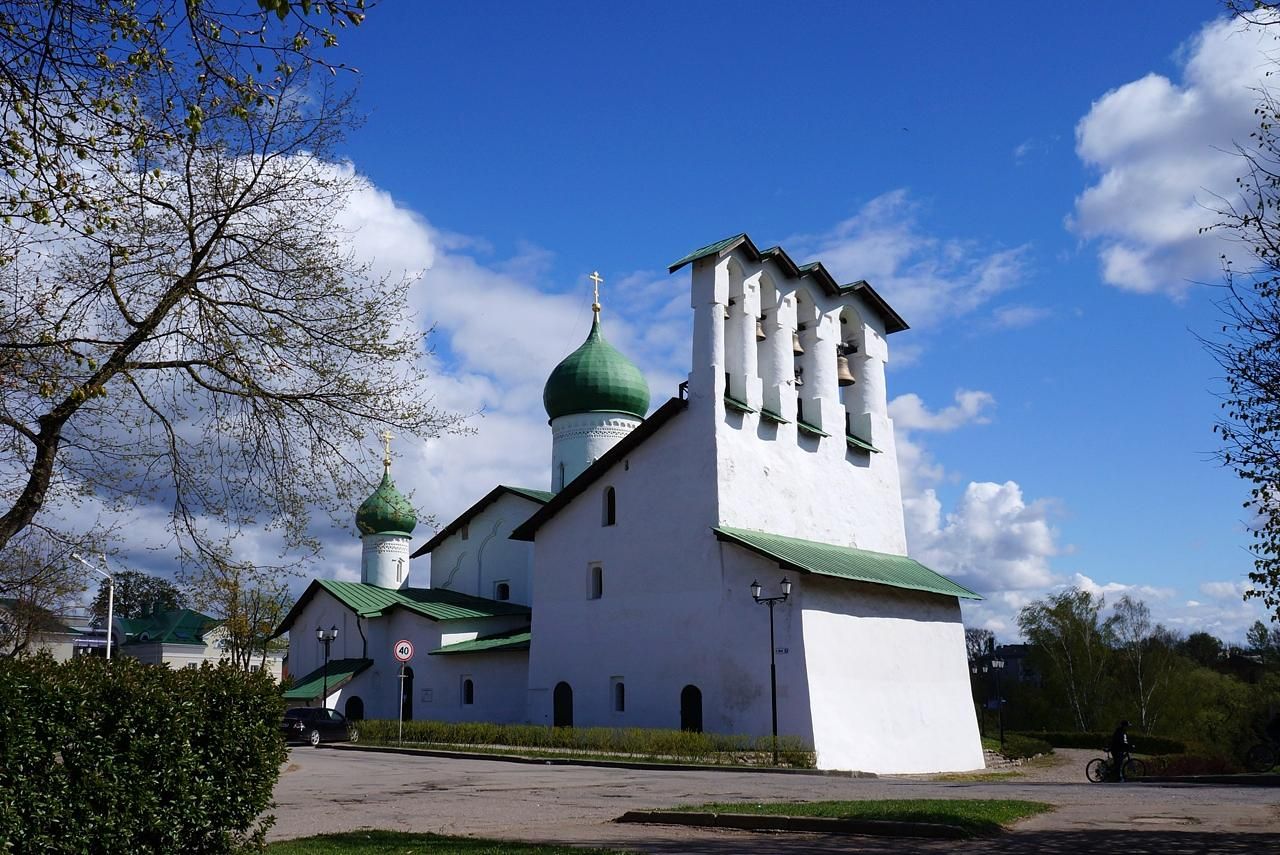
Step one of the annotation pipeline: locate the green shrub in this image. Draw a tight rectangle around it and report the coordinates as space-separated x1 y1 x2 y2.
0 654 286 854
997 734 1052 760
1152 753 1242 776
1007 730 1186 755
359 719 815 767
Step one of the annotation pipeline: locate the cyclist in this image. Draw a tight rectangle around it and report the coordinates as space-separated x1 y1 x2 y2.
1109 719 1132 782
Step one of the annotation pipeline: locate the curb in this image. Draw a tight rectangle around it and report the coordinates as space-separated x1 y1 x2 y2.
319 742 872 777
1137 774 1280 787
615 810 969 839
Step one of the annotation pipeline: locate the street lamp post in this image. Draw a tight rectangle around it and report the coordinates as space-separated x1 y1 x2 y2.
970 661 989 736
991 657 1006 747
315 625 338 710
72 554 113 660
751 577 792 765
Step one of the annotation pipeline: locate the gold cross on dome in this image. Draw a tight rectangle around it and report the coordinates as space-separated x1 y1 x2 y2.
379 429 394 470
589 271 603 315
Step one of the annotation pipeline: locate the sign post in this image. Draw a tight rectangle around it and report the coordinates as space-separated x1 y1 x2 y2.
394 639 414 745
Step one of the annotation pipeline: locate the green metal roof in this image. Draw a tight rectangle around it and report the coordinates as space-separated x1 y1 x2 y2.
273 579 531 637
797 418 830 438
713 526 982 600
412 485 552 557
118 608 221 646
845 433 881 453
282 658 372 701
543 315 650 421
356 470 418 536
430 626 531 656
667 233 909 334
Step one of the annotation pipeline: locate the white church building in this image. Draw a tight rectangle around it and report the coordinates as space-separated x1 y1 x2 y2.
275 234 985 773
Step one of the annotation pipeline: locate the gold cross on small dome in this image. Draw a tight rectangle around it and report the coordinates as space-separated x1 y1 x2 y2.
379 429 394 470
589 271 603 315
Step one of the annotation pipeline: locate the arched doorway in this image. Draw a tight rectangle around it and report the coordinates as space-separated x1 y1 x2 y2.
553 681 573 727
345 695 364 721
400 666 414 721
680 685 702 733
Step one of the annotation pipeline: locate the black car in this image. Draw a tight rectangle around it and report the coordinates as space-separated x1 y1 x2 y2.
281 707 358 747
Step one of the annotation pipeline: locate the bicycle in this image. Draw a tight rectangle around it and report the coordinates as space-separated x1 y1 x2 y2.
1086 748 1146 782
1245 741 1278 773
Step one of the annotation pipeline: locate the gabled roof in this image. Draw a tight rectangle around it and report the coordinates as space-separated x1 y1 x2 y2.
273 578 530 638
668 233 909 334
510 396 689 541
713 526 982 601
282 658 372 701
430 625 531 656
411 485 553 558
117 608 221 646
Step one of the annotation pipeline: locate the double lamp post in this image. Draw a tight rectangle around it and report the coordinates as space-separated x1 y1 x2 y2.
751 577 791 765
316 625 338 710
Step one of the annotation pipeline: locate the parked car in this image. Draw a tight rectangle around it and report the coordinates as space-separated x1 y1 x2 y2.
281 707 358 747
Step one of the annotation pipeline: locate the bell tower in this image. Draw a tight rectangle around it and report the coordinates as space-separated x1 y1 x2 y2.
355 431 418 588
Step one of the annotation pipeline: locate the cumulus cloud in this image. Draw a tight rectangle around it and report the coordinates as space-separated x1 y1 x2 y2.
890 389 995 432
1071 572 1175 602
990 304 1052 329
1200 579 1249 600
1071 16 1275 296
787 189 1030 328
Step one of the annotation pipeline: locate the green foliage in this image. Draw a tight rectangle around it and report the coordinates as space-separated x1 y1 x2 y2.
1008 730 1186 755
91 569 186 624
359 719 815 768
677 799 1054 837
0 654 286 853
1179 632 1226 667
1017 588 1115 731
997 734 1053 760
266 831 624 855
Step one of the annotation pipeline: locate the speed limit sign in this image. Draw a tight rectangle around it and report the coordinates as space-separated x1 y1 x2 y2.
393 639 414 662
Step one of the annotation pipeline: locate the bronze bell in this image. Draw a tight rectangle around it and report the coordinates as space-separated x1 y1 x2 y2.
755 318 766 342
792 332 804 355
836 354 856 387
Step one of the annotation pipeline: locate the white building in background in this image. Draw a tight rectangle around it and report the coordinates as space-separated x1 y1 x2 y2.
275 234 984 773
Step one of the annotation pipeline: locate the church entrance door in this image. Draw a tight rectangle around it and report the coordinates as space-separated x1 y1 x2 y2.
680 685 702 732
553 681 573 727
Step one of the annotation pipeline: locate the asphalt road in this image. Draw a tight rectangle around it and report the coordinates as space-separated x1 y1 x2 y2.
270 746 1280 853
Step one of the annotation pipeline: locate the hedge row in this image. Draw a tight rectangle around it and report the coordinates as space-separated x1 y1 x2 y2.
998 734 1053 760
360 719 816 767
0 654 286 854
1008 730 1186 755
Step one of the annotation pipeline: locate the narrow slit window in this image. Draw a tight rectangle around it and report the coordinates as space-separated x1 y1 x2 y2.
589 564 603 600
602 487 616 526
494 581 510 601
462 678 474 705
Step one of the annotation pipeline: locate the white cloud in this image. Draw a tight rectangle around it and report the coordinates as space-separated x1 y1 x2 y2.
907 481 1060 594
1071 572 1175 602
890 389 995 432
990 304 1052 329
787 190 1030 328
1200 579 1249 600
1071 16 1275 296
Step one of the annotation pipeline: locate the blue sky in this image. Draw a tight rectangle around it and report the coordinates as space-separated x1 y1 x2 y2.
85 4 1280 641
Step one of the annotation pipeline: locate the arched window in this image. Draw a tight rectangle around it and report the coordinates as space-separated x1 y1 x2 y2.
602 487 616 526
612 678 625 712
494 581 510 601
680 685 703 733
553 681 573 727
462 678 474 705
558 462 566 491
345 695 365 721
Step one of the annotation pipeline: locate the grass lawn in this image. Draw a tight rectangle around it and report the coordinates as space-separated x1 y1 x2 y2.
266 831 627 855
680 798 1054 836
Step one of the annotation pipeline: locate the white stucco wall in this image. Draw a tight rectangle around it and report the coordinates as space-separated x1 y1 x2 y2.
427 492 541 604
285 590 529 723
799 573 982 773
550 412 642 492
686 252 908 555
361 533 412 589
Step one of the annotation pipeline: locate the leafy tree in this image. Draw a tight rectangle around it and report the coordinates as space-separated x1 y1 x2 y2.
0 531 85 657
1179 631 1227 667
1018 587 1116 732
1111 595 1180 732
965 627 994 662
1246 619 1280 663
89 569 185 626
0 1 457 582
185 558 290 672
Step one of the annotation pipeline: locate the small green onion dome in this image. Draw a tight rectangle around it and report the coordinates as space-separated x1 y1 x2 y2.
356 472 417 536
543 316 650 422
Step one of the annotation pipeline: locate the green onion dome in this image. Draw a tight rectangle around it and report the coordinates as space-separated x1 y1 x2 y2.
356 472 417 536
543 315 650 422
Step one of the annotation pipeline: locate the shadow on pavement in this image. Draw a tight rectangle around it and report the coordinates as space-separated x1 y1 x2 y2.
569 829 1280 854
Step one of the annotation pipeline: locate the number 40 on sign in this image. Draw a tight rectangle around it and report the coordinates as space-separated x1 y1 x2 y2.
394 639 413 662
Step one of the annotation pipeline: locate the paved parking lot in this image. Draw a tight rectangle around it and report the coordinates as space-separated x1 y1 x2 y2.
271 747 1280 853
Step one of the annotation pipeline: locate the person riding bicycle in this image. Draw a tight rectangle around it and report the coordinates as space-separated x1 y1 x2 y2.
1109 719 1132 782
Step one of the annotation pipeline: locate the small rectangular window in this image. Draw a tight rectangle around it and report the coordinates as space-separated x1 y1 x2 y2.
589 564 603 600
460 523 469 540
